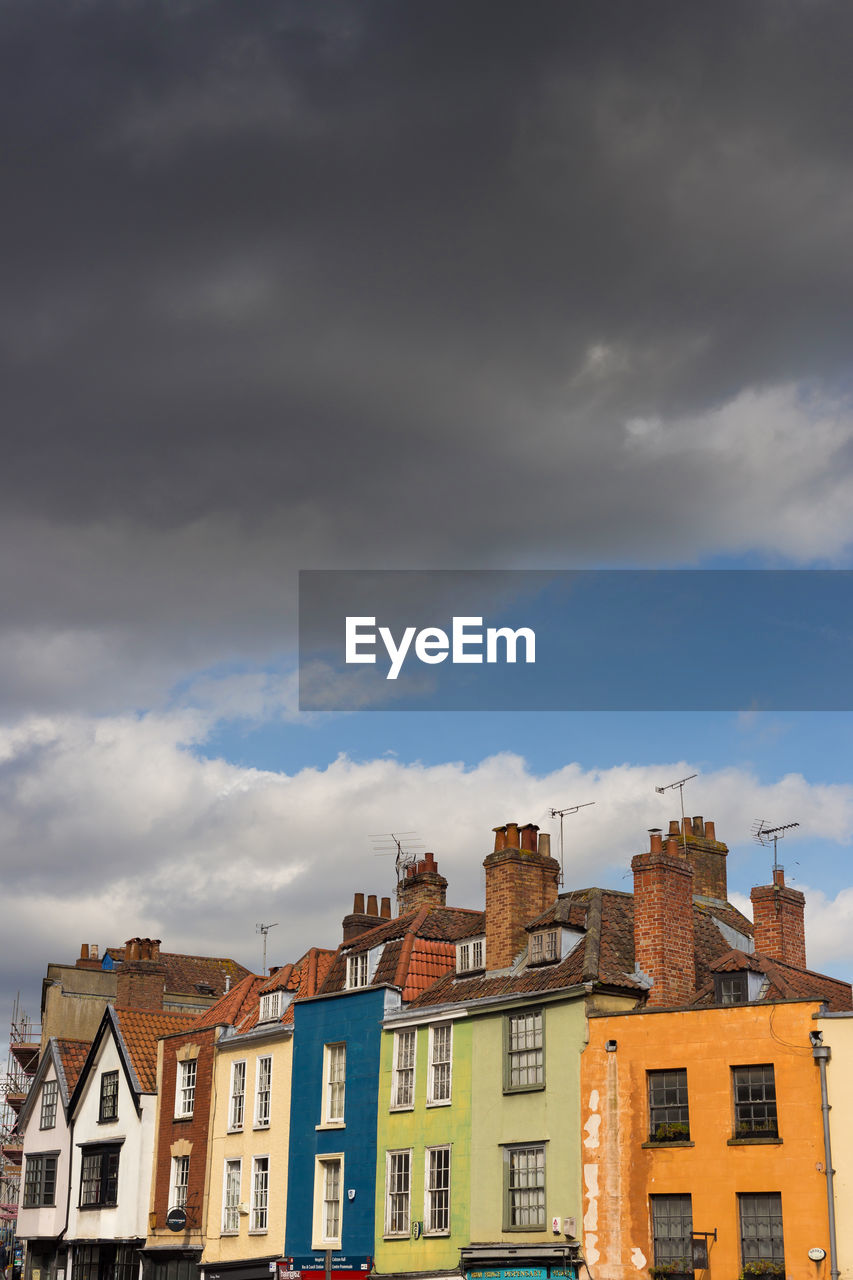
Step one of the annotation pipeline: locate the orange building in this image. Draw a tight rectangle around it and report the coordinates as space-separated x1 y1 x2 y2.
580 823 851 1280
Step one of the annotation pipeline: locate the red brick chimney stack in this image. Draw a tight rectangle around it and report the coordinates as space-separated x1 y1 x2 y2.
115 937 166 1010
398 851 448 914
484 822 561 971
663 814 729 901
750 867 806 969
632 829 695 1007
342 891 387 942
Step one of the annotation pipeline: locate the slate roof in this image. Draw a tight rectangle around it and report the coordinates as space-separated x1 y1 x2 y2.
318 905 484 999
106 948 250 998
695 948 853 1011
113 1008 199 1092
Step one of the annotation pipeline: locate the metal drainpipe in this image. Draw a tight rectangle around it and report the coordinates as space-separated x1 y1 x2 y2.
812 1041 840 1280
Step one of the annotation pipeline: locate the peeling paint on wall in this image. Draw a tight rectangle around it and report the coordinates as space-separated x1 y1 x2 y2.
583 1162 599 1232
630 1248 647 1270
585 1234 600 1265
584 1111 601 1148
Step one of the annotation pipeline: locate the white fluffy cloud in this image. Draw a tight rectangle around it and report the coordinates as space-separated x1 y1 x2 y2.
3 707 853 1016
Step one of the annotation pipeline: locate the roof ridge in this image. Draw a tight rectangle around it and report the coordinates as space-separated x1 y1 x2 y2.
393 906 430 988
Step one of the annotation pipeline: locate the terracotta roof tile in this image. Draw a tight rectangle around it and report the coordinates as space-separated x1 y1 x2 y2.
195 973 264 1029
695 948 852 1010
106 948 250 998
114 1008 198 1092
55 1039 91 1095
205 947 336 1034
319 907 483 996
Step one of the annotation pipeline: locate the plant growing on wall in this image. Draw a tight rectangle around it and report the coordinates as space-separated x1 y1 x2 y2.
651 1121 690 1142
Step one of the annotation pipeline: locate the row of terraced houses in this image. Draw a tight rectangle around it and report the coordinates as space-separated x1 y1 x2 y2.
13 817 853 1280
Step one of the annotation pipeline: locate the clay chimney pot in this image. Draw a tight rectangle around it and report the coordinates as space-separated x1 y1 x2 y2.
504 822 520 848
705 819 716 841
380 896 392 918
668 819 680 835
538 832 551 857
648 829 663 854
520 823 539 852
353 892 365 914
692 816 704 837
367 894 378 916
81 944 90 960
492 826 507 851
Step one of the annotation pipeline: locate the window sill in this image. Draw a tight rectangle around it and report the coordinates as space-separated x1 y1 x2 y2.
248 1229 268 1236
383 1235 410 1242
253 1123 271 1131
78 1204 118 1211
389 1105 414 1113
315 1122 345 1131
172 1115 194 1123
502 1224 548 1233
727 1136 782 1146
97 1118 118 1125
503 1084 546 1095
220 1231 239 1237
226 1127 244 1135
423 1232 451 1239
426 1099 452 1108
641 1140 695 1149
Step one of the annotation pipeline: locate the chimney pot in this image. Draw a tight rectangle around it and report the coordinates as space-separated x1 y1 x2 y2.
81 943 90 960
367 894 379 916
151 939 161 960
665 835 679 857
773 865 785 887
682 817 692 837
692 815 704 837
668 819 680 836
493 826 507 852
380 896 392 918
520 823 539 852
705 819 716 841
91 944 98 960
407 864 415 878
538 832 551 857
505 822 520 848
424 851 437 871
353 892 365 914
648 829 663 854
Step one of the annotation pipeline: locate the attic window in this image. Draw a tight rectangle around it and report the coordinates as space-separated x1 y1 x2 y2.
347 953 369 989
529 929 560 965
258 991 284 1022
195 982 214 995
456 938 485 974
714 972 749 1005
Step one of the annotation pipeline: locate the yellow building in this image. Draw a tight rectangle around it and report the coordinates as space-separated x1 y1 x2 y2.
815 1008 853 1280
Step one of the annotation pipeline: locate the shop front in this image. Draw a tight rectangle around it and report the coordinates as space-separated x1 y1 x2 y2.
460 1244 580 1280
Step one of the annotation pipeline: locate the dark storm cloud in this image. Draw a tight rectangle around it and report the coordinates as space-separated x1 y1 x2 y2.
4 0 853 708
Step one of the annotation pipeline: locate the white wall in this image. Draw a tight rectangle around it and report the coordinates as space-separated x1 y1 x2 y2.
17 1057 73 1242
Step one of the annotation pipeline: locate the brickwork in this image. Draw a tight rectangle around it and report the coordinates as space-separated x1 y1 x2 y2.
666 815 729 900
632 837 695 1007
116 936 167 1011
399 852 448 913
483 825 560 970
150 1024 217 1242
750 868 806 969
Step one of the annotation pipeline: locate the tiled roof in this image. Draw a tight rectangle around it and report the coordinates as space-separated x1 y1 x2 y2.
114 1008 198 1092
195 972 264 1030
318 906 483 998
106 948 250 998
55 1039 90 1096
695 947 852 1011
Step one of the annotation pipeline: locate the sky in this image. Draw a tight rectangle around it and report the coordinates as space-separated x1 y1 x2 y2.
5 0 853 1034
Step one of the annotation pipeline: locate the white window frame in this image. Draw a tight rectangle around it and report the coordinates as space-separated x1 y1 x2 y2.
321 1043 346 1127
254 1055 272 1129
424 1145 451 1236
229 1059 246 1131
346 952 369 989
222 1158 241 1234
456 937 485 973
384 1148 412 1238
170 1154 190 1211
312 1154 344 1249
427 1023 452 1106
391 1028 416 1110
175 1058 197 1119
258 991 283 1023
250 1155 269 1233
529 928 560 964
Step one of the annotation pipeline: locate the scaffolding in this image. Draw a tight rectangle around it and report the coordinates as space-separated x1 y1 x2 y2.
1 994 41 1246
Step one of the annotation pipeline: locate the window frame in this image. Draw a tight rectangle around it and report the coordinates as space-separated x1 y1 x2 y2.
650 1193 694 1277
254 1055 272 1129
346 952 369 989
384 1148 412 1238
99 1070 119 1123
716 972 749 1005
502 1143 546 1231
250 1155 269 1233
457 937 485 973
40 1079 58 1130
732 1064 779 1140
79 1143 121 1208
424 1145 451 1236
170 1154 190 1211
23 1153 58 1208
739 1193 785 1270
322 1043 346 1127
427 1023 452 1106
313 1154 344 1249
391 1028 416 1111
647 1068 691 1143
503 1009 545 1093
229 1059 247 1132
529 929 560 965
222 1157 242 1235
258 991 283 1023
175 1059 197 1120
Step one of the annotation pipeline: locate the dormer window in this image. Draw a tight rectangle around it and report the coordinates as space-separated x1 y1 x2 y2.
347 953 369 989
529 929 560 965
714 972 749 1005
456 937 485 973
258 991 284 1022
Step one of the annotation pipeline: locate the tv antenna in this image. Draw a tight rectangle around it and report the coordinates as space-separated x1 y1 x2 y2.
371 831 425 909
654 773 698 857
752 819 800 875
549 803 595 886
255 922 278 976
